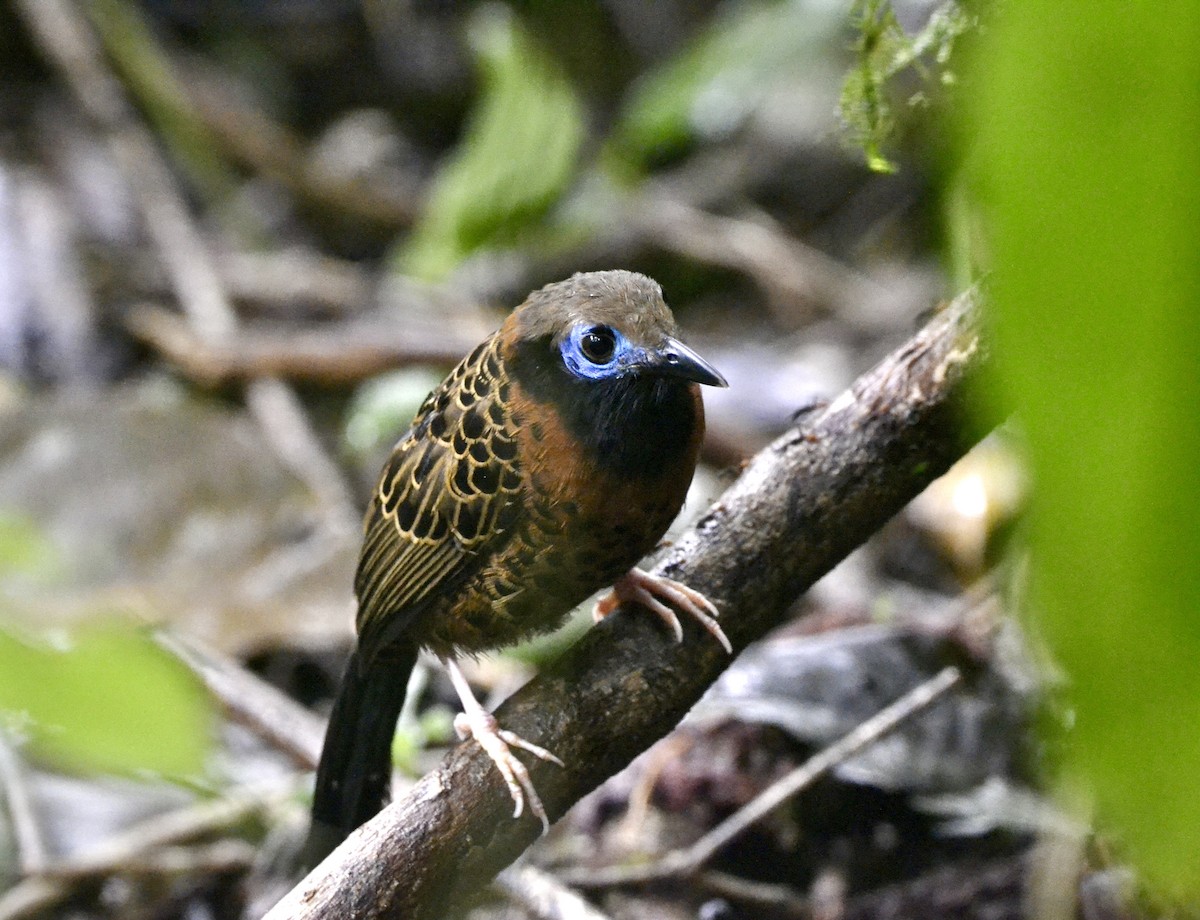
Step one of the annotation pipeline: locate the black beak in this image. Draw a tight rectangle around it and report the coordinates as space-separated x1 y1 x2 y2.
651 337 728 387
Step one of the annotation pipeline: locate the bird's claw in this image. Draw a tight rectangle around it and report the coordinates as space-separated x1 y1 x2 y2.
453 710 561 834
593 568 732 654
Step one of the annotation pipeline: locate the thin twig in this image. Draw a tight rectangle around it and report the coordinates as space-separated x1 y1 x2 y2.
562 665 962 887
124 302 477 387
155 630 327 770
183 68 420 229
0 734 48 876
243 378 359 534
0 787 287 920
128 248 375 319
631 196 884 326
41 839 256 881
696 870 810 918
495 864 614 920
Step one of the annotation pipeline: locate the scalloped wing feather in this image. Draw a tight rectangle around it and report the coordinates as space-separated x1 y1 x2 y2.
354 336 523 657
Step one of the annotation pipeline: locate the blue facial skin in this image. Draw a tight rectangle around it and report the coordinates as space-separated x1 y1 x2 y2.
559 324 638 381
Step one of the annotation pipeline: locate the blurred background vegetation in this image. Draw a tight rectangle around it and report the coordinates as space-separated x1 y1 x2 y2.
0 1 1194 918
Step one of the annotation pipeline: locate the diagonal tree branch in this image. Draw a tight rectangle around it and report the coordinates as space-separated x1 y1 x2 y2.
266 288 991 920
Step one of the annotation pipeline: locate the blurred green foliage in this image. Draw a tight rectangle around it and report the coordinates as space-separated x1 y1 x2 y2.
400 7 584 280
610 0 842 175
967 0 1200 895
87 0 234 201
840 0 975 173
3 515 212 779
391 705 456 777
0 623 213 778
343 367 448 461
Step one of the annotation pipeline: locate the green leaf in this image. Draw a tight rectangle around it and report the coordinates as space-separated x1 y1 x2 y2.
0 624 213 778
610 1 841 173
968 0 1200 894
399 7 584 281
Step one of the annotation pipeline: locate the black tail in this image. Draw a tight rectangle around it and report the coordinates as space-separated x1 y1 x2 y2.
301 645 418 867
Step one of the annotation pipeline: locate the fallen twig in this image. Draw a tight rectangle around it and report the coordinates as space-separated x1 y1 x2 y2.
495 864 614 920
128 248 375 319
631 196 886 326
124 303 478 387
560 666 962 887
0 734 47 876
0 787 288 920
155 631 327 771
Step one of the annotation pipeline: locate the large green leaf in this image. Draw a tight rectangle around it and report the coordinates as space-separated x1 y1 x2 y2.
968 0 1200 893
609 0 842 173
400 8 584 281
0 624 212 778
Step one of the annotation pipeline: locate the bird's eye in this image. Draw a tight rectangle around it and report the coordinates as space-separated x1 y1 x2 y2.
579 326 617 364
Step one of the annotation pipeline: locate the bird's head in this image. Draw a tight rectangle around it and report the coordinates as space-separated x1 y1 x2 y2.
503 270 724 475
509 270 727 389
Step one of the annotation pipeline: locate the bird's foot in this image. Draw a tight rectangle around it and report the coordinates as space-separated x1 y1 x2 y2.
446 660 564 833
593 567 732 654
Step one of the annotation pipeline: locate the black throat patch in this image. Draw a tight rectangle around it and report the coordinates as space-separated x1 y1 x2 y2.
509 336 699 478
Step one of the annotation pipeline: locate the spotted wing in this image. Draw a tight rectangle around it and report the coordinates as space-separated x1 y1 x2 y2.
354 335 523 660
